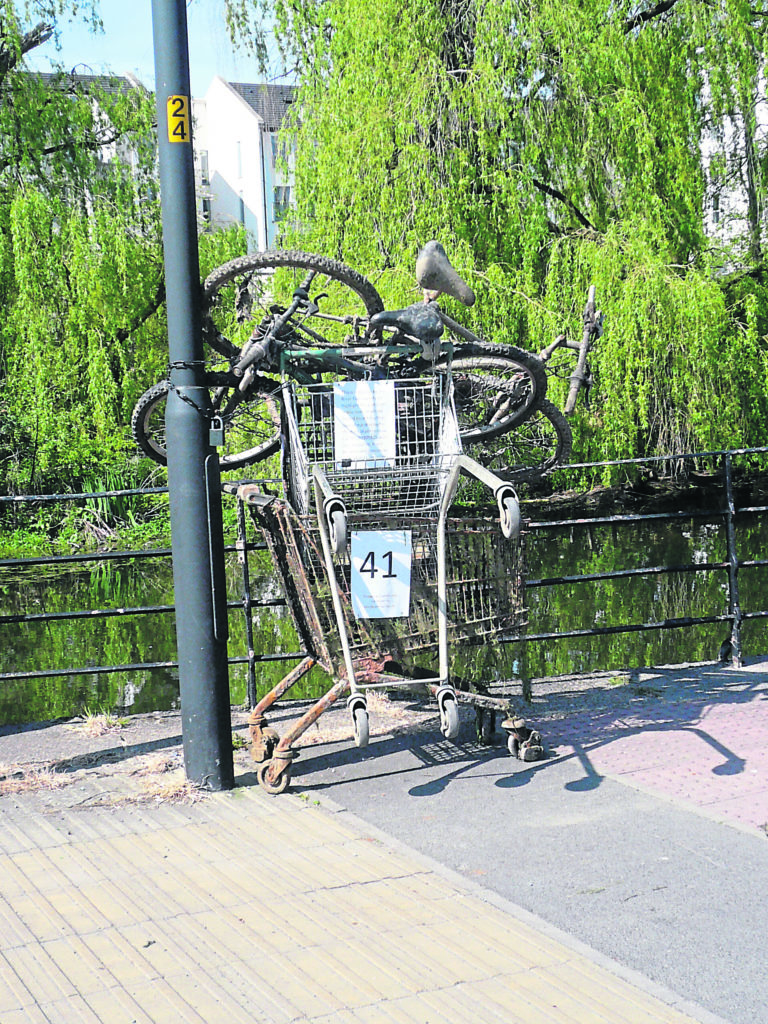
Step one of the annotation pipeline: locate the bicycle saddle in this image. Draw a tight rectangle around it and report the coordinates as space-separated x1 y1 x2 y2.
368 301 444 345
415 240 475 306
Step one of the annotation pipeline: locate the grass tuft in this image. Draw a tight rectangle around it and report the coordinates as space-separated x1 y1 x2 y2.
76 707 129 737
0 763 65 795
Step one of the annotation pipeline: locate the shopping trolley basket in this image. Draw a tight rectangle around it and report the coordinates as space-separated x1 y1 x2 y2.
240 372 535 794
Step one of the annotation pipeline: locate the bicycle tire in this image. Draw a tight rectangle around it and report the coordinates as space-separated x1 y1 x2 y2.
439 348 547 442
130 377 282 470
202 250 385 358
463 398 572 481
437 313 547 419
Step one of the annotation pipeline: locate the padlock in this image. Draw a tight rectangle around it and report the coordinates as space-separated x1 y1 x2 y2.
209 415 225 447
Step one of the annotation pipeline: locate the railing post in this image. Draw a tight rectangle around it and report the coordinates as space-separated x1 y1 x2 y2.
151 0 234 789
723 452 744 667
236 496 258 708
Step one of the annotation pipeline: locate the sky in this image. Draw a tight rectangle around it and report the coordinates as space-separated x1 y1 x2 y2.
27 1 282 97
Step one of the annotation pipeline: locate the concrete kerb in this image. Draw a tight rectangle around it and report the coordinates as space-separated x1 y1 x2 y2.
307 788 730 1024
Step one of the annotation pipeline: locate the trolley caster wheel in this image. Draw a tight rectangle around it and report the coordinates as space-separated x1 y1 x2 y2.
352 706 369 748
257 760 291 795
498 489 521 541
520 731 545 762
250 725 280 764
328 507 348 555
504 718 545 761
439 696 460 741
263 727 280 755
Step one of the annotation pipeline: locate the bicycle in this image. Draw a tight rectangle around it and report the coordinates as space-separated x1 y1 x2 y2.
131 244 568 479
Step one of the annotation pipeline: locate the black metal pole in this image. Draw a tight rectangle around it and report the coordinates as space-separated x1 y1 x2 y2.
151 0 234 789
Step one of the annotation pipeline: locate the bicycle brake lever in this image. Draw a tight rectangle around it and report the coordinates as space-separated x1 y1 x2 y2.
234 335 275 378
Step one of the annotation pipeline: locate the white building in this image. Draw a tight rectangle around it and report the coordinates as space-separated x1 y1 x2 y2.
193 78 295 251
30 71 151 176
701 71 768 256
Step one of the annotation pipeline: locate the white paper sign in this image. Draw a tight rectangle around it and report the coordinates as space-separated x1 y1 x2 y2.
351 530 412 619
333 380 396 466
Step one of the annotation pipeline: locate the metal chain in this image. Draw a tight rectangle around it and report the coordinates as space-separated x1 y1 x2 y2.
166 359 206 373
164 361 214 423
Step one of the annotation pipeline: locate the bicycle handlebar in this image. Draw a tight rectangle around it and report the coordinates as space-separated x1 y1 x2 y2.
233 271 316 378
564 285 601 415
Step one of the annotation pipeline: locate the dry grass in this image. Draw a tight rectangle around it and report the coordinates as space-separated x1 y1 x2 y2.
137 772 204 804
69 757 204 808
129 754 179 777
73 709 128 738
0 763 66 796
125 753 203 804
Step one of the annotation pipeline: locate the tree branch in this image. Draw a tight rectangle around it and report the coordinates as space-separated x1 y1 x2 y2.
0 127 128 174
624 0 682 34
531 177 598 232
0 21 54 77
115 275 166 343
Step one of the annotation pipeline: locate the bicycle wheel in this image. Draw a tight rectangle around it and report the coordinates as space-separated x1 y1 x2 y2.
202 250 385 356
441 348 547 442
131 377 282 470
464 398 572 481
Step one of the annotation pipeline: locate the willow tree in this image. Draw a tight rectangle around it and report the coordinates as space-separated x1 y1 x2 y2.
274 0 768 469
0 3 159 495
0 2 251 501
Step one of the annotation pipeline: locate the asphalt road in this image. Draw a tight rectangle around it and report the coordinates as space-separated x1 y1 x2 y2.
288 675 768 1024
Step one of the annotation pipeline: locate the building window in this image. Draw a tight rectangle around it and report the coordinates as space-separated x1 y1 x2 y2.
270 133 290 168
712 192 721 225
238 196 245 225
273 185 291 221
202 197 211 223
200 150 210 186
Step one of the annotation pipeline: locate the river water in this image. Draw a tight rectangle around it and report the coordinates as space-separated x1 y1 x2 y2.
1 504 766 726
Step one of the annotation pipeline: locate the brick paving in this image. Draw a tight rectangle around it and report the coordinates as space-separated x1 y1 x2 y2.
542 660 768 835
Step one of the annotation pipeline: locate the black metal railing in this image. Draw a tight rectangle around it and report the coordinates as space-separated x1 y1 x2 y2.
0 483 304 709
1 445 766 711
520 446 768 670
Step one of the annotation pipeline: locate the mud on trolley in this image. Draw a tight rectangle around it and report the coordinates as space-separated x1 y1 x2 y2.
229 367 544 794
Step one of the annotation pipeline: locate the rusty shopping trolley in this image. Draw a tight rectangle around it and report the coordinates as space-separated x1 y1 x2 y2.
239 370 535 794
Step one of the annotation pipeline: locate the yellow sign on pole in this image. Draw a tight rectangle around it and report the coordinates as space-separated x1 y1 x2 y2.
166 95 191 143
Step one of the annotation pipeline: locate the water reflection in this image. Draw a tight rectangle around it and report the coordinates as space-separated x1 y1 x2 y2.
1 511 766 725
524 513 768 678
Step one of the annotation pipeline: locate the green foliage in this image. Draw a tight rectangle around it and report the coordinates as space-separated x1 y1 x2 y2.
525 232 768 475
0 4 252 509
277 0 768 473
0 3 168 497
1 186 163 493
